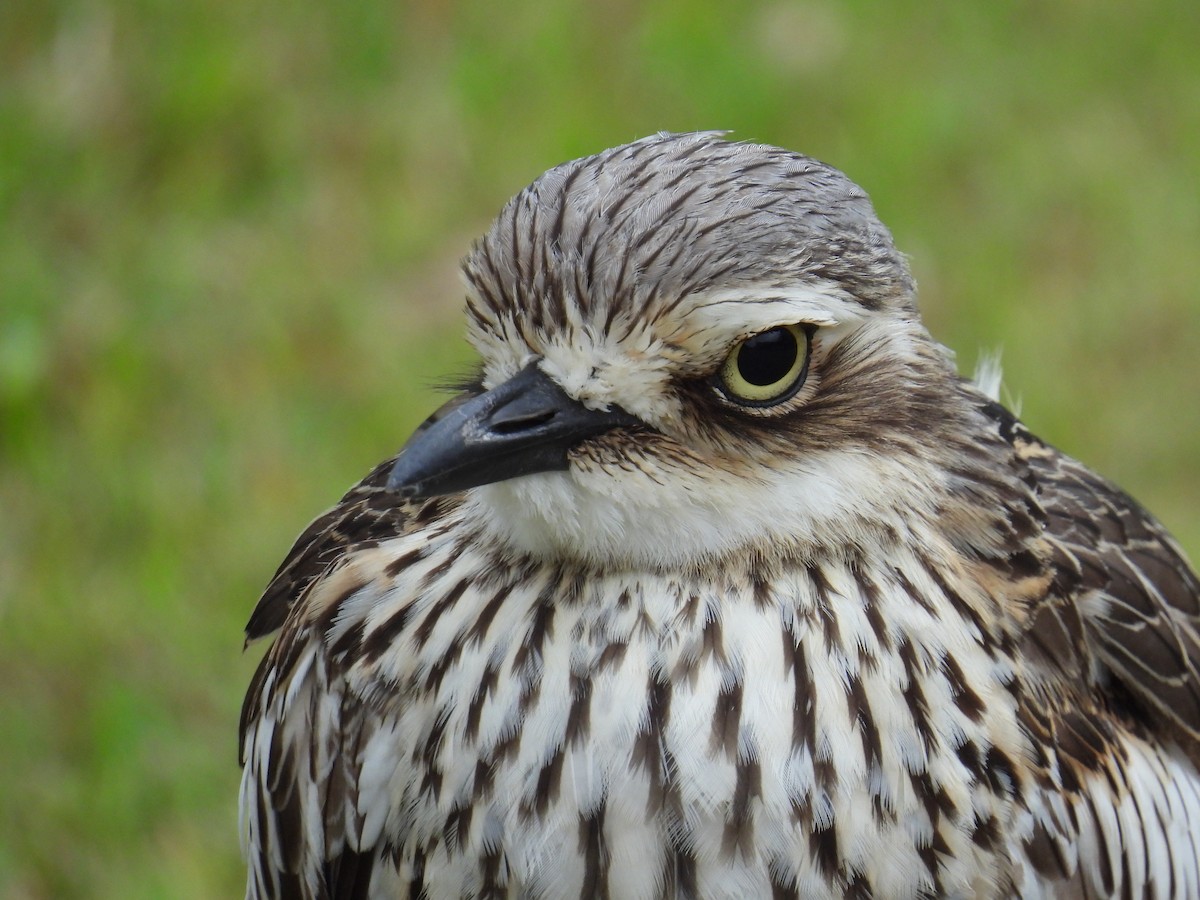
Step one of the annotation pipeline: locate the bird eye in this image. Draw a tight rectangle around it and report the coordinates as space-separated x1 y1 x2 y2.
717 324 811 406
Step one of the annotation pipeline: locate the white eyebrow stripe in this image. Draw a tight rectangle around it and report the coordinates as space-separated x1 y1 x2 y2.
686 283 867 335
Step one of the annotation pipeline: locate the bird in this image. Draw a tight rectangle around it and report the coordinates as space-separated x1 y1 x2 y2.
239 132 1200 899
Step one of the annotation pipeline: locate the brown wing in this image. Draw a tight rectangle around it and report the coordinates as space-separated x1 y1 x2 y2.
243 456 404 642
245 383 483 642
240 477 447 899
239 469 413 899
995 403 1200 753
241 624 384 900
240 387 482 898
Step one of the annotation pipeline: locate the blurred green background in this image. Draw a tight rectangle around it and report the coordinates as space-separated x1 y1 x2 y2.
2 1 1198 896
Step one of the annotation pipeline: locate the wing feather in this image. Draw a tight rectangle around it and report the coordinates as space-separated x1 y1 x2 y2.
241 610 399 900
246 384 483 642
239 420 468 895
993 402 1200 753
244 458 403 642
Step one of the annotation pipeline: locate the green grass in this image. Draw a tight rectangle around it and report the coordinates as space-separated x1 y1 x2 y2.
2 1 1198 895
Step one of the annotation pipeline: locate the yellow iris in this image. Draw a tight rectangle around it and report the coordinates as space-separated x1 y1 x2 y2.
719 324 810 405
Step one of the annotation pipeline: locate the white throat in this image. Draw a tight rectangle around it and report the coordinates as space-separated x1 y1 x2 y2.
463 450 946 571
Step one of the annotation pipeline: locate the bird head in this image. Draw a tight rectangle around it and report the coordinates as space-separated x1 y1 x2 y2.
388 133 977 570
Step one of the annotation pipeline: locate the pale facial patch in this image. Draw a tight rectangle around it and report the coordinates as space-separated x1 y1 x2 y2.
460 280 940 567
465 446 947 570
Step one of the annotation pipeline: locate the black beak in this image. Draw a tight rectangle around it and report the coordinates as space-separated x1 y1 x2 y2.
386 364 640 499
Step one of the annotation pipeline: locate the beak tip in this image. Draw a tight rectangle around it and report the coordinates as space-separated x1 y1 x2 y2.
385 462 422 497
388 483 425 500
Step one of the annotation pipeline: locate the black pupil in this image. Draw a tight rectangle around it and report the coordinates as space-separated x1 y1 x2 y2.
737 327 798 386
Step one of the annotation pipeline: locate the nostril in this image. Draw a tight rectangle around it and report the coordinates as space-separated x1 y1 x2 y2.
489 403 557 434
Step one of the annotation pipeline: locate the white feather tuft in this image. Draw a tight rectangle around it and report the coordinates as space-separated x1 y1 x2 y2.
973 349 1004 402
